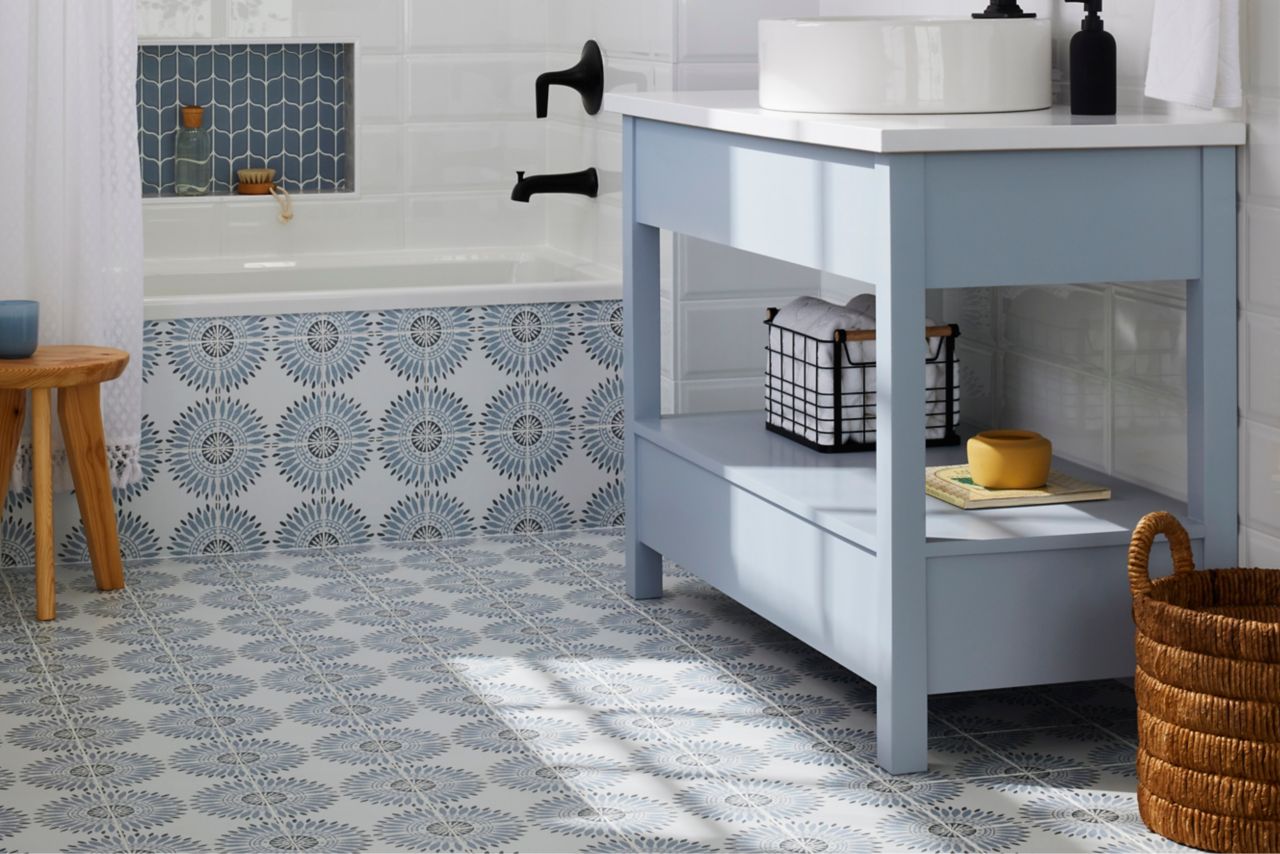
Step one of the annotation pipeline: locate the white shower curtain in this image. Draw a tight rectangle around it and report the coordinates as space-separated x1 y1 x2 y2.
0 0 144 489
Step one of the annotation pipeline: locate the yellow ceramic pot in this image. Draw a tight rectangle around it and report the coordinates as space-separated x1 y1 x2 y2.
966 430 1052 490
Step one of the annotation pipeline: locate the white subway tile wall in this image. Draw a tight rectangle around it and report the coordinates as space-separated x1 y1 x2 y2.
662 1 821 414
1243 0 1280 558
139 0 556 257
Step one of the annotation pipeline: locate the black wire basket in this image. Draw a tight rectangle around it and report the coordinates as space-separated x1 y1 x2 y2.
764 308 961 453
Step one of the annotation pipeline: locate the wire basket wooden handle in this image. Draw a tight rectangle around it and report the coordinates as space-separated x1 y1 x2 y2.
842 325 957 342
1128 511 1196 597
762 310 958 342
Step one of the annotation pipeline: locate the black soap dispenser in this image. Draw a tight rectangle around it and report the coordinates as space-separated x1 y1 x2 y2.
1066 0 1116 115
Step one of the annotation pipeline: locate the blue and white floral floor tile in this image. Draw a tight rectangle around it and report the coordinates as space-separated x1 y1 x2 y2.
0 530 1187 853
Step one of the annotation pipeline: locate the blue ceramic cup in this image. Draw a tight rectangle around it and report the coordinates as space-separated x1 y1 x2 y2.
0 301 39 359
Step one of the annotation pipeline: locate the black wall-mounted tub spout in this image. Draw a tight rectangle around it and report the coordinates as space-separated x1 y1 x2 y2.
537 40 604 117
511 168 599 203
973 0 1036 17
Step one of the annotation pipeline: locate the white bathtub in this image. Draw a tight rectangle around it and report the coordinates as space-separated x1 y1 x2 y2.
143 248 621 320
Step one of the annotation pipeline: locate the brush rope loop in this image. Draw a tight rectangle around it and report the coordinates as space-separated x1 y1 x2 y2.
270 185 294 224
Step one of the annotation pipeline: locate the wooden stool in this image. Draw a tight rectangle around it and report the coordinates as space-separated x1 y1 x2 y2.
0 346 130 620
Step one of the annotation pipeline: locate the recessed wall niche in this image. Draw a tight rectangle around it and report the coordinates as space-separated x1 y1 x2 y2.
137 42 355 198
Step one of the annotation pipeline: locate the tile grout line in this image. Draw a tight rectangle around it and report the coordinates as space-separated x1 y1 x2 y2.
0 518 626 578
519 333 537 533
920 718 1126 740
429 536 866 853
211 361 232 559
209 552 479 854
0 572 134 854
115 581 299 846
530 532 991 854
913 700 1135 782
928 708 1154 850
0 526 623 578
1026 684 1157 849
318 539 645 854
1032 682 1139 750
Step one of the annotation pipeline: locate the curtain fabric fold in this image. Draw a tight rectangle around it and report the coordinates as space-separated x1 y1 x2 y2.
0 0 144 490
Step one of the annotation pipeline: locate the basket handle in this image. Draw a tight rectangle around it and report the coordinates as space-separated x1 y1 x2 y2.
842 325 957 342
1128 511 1196 597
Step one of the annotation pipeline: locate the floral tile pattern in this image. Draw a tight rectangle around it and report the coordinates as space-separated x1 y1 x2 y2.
0 531 1176 853
3 301 627 561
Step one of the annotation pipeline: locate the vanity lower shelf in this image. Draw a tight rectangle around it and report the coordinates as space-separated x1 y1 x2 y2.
635 411 1202 556
633 411 1203 694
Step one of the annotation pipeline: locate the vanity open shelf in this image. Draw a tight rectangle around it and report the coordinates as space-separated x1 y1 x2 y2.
635 412 1201 557
608 91 1246 774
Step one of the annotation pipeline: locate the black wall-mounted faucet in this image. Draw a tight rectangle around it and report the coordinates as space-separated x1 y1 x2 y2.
973 0 1036 17
536 41 605 118
511 168 599 203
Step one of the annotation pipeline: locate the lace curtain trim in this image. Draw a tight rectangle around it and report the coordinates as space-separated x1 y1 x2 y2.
8 439 142 493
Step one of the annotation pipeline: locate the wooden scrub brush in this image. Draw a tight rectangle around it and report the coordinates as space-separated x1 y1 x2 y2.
236 167 276 195
236 166 293 223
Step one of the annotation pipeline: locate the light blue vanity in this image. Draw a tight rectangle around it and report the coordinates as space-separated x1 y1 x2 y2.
607 91 1247 774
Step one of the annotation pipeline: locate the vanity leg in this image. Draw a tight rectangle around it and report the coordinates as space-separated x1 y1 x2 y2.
1187 146 1239 567
875 154 930 774
623 116 664 600
627 543 663 600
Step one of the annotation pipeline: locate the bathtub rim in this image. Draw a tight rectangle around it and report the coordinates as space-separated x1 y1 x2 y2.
143 248 622 320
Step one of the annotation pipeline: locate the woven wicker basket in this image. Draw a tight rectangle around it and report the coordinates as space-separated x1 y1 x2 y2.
1128 511 1280 853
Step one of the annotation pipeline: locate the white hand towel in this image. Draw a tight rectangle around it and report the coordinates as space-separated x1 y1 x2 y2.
1145 0 1242 110
773 296 875 349
769 296 877 419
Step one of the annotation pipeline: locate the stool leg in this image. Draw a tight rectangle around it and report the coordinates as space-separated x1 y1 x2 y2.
58 384 124 592
31 389 54 621
0 390 24 517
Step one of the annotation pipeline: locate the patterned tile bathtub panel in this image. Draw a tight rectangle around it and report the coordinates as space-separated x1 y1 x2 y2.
137 43 351 196
0 301 625 564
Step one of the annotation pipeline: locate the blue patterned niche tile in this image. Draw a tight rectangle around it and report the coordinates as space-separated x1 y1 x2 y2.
137 42 353 197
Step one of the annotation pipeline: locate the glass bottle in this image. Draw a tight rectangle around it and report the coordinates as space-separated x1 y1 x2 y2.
175 105 212 196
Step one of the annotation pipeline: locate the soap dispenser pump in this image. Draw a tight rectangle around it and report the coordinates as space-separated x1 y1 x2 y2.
1066 0 1116 116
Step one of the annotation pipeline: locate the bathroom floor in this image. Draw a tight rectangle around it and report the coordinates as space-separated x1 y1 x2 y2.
0 530 1180 853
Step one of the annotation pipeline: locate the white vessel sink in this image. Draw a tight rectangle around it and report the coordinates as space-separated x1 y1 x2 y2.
759 17 1052 115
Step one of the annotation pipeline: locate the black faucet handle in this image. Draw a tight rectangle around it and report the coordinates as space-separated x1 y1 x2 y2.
516 171 526 181
536 40 605 118
535 75 551 120
973 0 1036 17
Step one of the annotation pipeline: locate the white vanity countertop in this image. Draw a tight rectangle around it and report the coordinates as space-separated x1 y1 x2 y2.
604 90 1247 153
